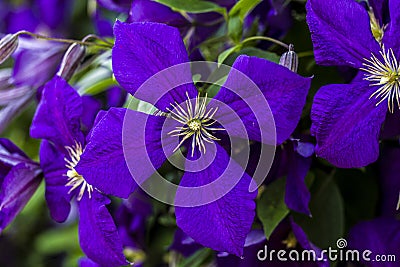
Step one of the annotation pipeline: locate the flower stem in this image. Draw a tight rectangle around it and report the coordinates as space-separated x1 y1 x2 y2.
16 31 113 48
297 50 314 58
241 36 289 49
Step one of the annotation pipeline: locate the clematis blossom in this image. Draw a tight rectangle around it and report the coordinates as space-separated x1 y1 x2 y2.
307 0 400 167
30 76 128 267
76 21 311 256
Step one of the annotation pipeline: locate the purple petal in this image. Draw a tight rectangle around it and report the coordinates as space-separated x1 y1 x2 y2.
97 0 132 13
76 108 177 198
129 0 188 29
381 110 400 139
78 258 102 267
379 146 400 217
12 44 65 88
106 86 127 108
311 80 387 168
75 108 137 198
39 141 72 223
93 10 113 37
31 76 84 150
175 143 257 257
5 7 39 33
212 55 311 144
368 0 387 24
285 143 312 216
384 0 400 57
0 88 34 135
80 96 102 134
306 0 380 67
0 138 36 192
0 138 30 165
36 0 72 30
169 229 203 257
112 21 197 110
115 189 152 248
348 218 400 267
78 191 128 266
0 162 42 232
216 230 266 267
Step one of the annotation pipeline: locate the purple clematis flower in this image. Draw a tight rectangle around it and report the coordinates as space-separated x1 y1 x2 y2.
30 76 128 267
76 21 310 256
0 138 42 232
307 0 400 168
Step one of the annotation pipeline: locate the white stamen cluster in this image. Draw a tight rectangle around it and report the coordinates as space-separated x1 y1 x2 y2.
64 142 93 201
361 47 400 113
167 92 224 156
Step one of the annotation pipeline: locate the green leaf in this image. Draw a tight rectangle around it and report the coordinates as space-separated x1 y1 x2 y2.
154 0 226 17
34 225 81 255
76 66 115 95
79 76 117 95
334 168 379 229
227 15 243 43
125 95 158 114
223 47 280 66
292 172 345 248
217 45 241 65
178 248 212 267
257 177 290 239
229 0 262 21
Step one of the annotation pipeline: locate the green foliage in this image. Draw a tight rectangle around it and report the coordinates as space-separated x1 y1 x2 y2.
154 0 227 17
293 172 345 248
229 0 262 21
257 178 290 239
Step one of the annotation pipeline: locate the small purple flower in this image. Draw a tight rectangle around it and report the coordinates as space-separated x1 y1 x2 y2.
30 76 128 266
0 138 42 232
307 0 400 167
76 21 311 256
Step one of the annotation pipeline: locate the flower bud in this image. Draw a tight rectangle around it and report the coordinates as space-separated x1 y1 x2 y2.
0 34 19 65
57 43 86 81
279 44 298 73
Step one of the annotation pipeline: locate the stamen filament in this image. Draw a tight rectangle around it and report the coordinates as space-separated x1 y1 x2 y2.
167 93 225 156
361 46 400 113
64 141 94 201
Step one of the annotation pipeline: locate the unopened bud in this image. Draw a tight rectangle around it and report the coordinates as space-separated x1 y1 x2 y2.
57 43 86 81
279 44 298 73
0 34 19 65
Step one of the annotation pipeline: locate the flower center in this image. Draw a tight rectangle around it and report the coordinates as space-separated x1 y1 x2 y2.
368 8 385 44
167 92 224 156
361 47 400 113
64 142 93 201
188 119 201 132
282 232 297 249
